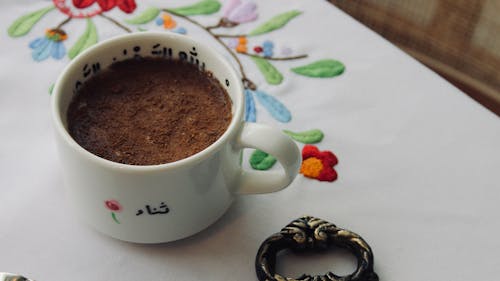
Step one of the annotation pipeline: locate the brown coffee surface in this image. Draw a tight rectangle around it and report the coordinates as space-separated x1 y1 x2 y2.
67 58 232 165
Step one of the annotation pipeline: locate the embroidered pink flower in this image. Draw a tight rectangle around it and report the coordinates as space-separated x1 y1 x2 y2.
222 0 258 23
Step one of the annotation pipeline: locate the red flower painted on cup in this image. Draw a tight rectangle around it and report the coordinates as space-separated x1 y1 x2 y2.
105 199 122 212
104 199 122 224
300 145 338 182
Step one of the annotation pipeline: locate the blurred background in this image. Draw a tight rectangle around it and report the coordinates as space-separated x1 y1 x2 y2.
329 0 500 116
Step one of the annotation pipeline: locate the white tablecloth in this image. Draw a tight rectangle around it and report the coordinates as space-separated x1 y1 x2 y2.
1 0 499 280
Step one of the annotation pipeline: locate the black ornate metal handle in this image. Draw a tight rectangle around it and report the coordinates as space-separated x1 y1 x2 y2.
255 216 379 281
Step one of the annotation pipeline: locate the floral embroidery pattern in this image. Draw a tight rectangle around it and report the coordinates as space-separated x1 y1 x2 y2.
104 199 123 224
155 13 187 34
29 28 67 61
249 129 339 182
283 129 324 144
68 0 137 15
300 145 338 182
8 0 344 122
250 149 277 170
8 0 138 62
8 0 345 181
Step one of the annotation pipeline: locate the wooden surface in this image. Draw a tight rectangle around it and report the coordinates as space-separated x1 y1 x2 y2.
329 0 500 115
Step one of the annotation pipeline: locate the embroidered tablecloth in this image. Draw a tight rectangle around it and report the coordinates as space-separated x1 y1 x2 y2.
1 1 499 280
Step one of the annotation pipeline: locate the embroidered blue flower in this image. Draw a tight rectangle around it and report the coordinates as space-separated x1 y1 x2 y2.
172 27 187 34
155 17 164 26
29 29 67 62
262 40 274 57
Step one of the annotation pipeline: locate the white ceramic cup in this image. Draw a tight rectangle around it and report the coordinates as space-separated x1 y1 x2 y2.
51 32 301 243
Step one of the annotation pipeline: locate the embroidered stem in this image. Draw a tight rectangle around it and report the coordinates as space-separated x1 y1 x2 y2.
55 16 71 29
99 14 132 33
206 24 220 30
165 9 256 90
242 77 257 90
206 19 223 30
206 18 239 30
213 31 257 89
238 52 307 61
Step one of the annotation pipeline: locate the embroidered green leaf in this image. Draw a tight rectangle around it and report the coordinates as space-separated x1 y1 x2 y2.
251 57 283 85
283 129 324 144
250 150 277 170
167 0 221 16
291 59 345 78
8 6 55 37
68 19 98 59
249 10 301 36
125 7 160 24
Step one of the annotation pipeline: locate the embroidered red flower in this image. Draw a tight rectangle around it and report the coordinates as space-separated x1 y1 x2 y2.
104 199 122 212
72 0 95 9
115 0 137 14
54 0 136 18
300 145 338 182
74 0 136 13
95 0 115 11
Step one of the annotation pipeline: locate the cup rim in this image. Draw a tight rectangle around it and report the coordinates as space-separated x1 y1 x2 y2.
51 32 244 172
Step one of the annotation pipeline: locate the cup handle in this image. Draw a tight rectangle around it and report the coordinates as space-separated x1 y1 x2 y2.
234 123 301 194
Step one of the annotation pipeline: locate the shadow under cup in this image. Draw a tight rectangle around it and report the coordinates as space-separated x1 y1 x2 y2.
52 33 246 243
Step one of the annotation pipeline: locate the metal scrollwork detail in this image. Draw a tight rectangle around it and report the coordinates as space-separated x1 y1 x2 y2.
255 216 379 281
